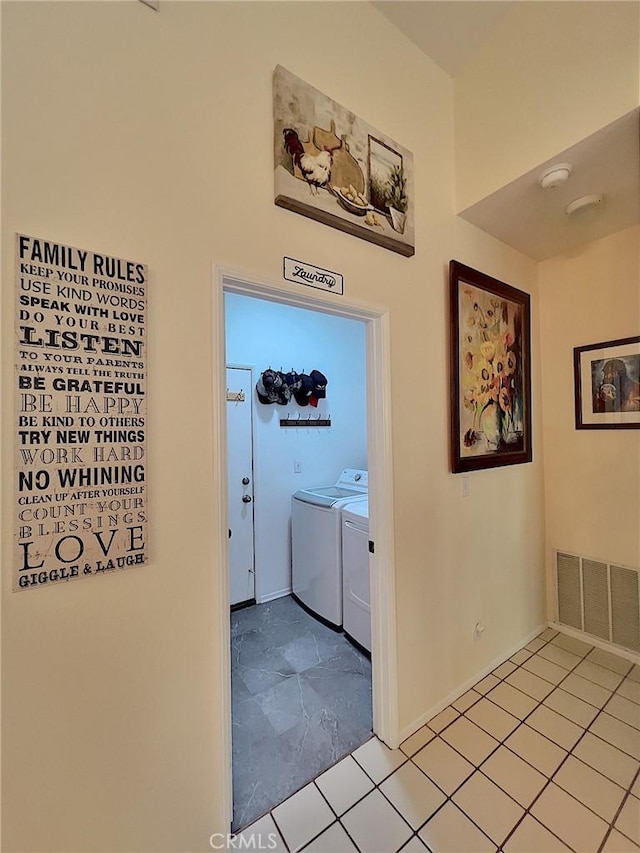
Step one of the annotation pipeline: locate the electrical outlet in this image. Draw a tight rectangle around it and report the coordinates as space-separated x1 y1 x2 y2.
473 621 485 641
294 460 301 474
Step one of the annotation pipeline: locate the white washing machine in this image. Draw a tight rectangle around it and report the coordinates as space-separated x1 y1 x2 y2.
291 469 368 627
341 499 371 652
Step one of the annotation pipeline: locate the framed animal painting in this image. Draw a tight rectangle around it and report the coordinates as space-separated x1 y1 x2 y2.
273 66 415 257
574 336 640 429
449 261 532 473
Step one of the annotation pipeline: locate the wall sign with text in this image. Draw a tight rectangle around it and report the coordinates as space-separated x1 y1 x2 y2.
283 257 343 295
14 233 148 591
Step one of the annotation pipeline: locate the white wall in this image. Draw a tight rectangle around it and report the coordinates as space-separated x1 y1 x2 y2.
225 292 367 600
2 3 543 851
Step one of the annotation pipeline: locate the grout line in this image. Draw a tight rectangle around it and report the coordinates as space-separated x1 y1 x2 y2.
500 640 638 745
499 800 575 853
409 791 492 851
340 823 363 853
423 637 634 850
518 647 631 791
408 732 516 846
240 626 638 853
411 632 634 851
368 776 424 840
596 765 640 853
312 777 339 822
309 775 366 852
469 726 570 849
268 809 291 853
498 650 639 850
295 781 357 853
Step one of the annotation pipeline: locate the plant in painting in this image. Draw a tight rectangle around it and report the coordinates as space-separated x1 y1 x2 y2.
460 286 524 454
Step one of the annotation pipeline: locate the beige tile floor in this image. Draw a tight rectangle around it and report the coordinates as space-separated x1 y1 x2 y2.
236 628 640 852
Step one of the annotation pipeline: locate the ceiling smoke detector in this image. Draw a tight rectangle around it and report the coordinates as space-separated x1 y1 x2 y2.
538 163 573 189
565 194 604 216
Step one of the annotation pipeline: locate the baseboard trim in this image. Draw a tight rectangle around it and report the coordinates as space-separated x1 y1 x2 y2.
548 620 640 665
398 622 546 744
257 587 291 605
230 598 256 613
291 593 342 632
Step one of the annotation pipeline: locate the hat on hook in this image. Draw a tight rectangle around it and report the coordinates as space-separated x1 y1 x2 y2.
309 370 327 407
256 369 291 405
293 373 314 406
283 371 302 393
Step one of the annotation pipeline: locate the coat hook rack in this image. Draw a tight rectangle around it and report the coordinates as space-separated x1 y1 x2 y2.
280 413 331 428
226 387 245 402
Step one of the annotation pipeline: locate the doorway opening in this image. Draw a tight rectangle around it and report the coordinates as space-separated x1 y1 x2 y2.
212 267 398 831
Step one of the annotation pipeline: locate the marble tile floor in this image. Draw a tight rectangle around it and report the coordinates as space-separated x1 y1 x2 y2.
237 627 640 852
231 595 373 832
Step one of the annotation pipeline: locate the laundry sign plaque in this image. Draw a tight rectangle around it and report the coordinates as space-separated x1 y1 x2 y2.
283 257 343 295
14 233 148 591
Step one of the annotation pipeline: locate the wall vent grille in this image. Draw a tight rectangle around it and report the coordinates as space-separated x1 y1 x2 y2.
557 552 581 630
555 551 640 653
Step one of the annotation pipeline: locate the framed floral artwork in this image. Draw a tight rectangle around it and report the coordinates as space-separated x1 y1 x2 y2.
574 336 640 429
449 261 532 473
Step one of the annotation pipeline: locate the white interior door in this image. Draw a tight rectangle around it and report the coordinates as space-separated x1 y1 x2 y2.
226 366 255 606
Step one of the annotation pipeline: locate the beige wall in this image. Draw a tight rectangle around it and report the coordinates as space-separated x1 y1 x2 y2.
2 3 543 851
538 226 640 615
454 2 640 211
395 214 545 737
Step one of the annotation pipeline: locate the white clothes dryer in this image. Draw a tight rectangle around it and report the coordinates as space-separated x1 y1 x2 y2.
341 499 371 652
291 469 368 627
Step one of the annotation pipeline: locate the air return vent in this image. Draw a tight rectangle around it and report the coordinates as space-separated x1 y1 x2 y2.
557 552 581 630
555 551 640 652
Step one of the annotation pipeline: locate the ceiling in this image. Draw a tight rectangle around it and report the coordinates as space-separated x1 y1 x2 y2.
373 1 640 260
460 110 640 261
373 1 515 77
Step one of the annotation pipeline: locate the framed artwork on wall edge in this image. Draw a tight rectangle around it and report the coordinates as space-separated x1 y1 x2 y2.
273 65 415 257
574 336 640 429
449 260 532 473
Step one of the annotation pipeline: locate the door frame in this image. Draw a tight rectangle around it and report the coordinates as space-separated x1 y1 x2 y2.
226 364 257 606
211 265 399 826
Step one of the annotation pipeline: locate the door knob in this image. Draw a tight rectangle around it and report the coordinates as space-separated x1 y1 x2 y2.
242 477 250 485
242 495 252 503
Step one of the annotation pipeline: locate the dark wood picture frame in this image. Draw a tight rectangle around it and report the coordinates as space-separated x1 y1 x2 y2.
574 336 640 429
449 261 532 473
